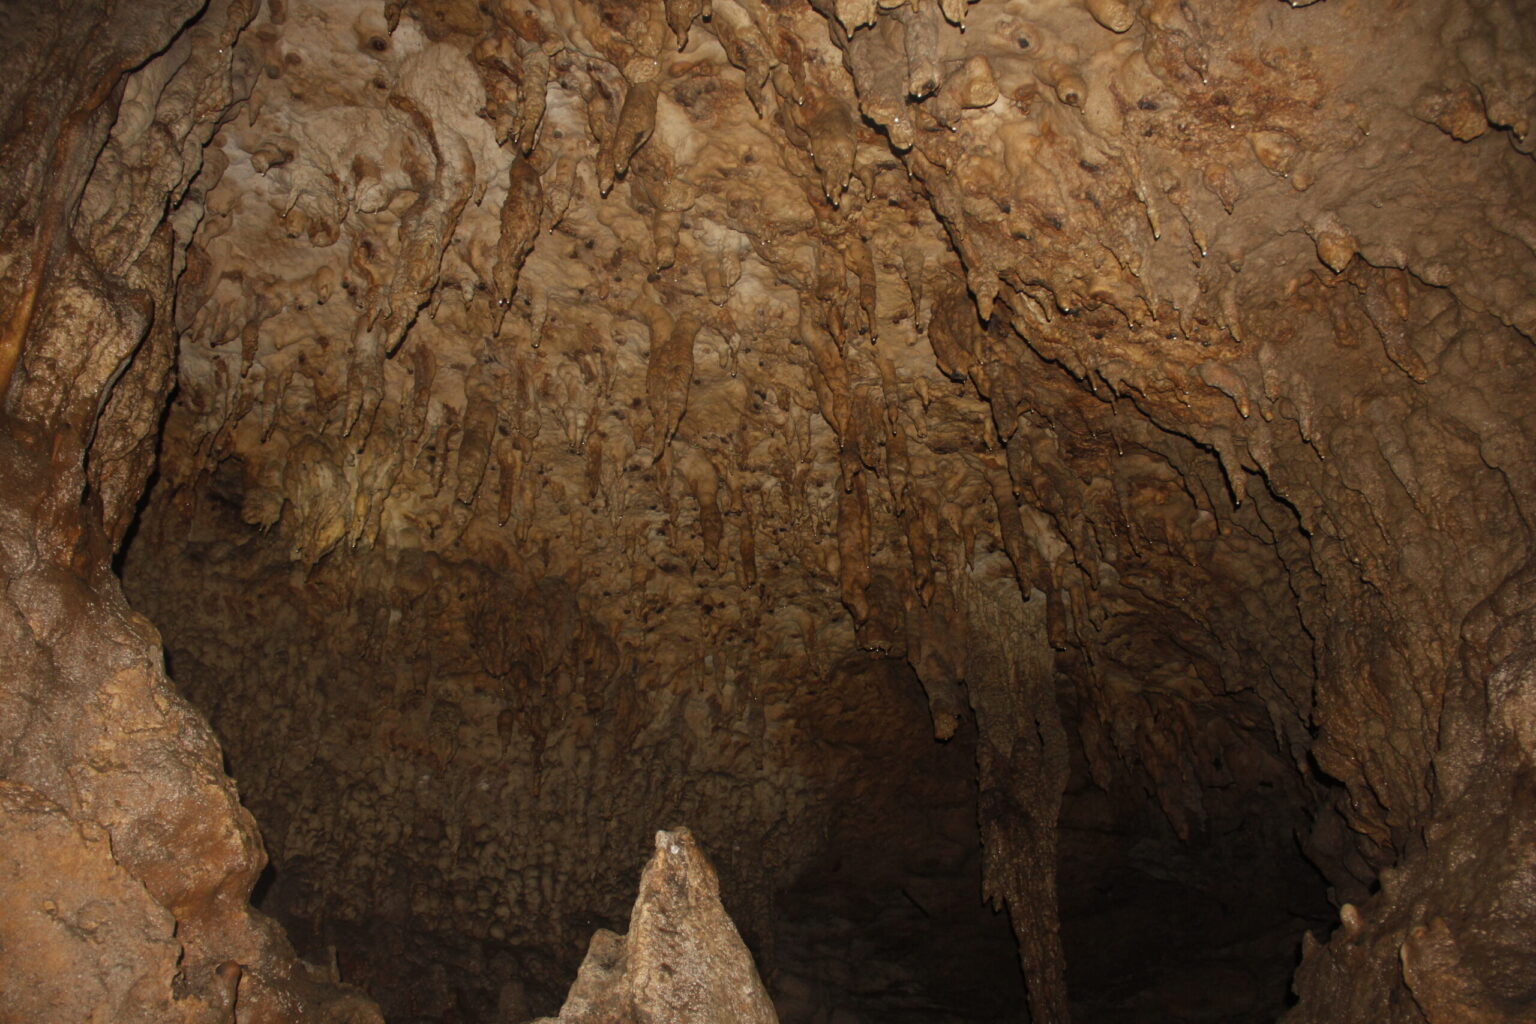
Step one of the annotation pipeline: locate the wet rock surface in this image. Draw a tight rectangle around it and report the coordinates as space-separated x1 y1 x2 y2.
2 0 1535 1021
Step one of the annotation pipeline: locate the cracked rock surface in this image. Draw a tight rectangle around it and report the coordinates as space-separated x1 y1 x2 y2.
2 0 1535 1021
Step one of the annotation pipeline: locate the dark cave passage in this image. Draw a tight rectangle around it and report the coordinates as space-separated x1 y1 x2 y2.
121 493 1330 1023
746 659 1025 1024
1057 757 1333 1023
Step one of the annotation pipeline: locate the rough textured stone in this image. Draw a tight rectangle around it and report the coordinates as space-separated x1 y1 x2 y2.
535 828 779 1024
2 0 1535 1020
0 1 379 1020
0 430 382 1023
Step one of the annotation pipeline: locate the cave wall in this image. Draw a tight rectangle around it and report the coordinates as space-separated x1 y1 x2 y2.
0 1 379 1020
4 0 1536 1020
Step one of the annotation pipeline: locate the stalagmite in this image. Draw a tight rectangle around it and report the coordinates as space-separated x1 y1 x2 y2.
533 829 777 1024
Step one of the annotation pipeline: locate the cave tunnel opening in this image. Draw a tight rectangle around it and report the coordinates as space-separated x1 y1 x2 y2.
118 493 1032 1021
1055 689 1336 1024
117 468 1333 1023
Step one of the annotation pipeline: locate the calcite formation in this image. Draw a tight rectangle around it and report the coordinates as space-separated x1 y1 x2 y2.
532 828 779 1024
2 0 1535 1021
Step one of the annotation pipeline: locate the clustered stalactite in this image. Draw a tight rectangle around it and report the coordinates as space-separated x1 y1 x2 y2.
2 0 1535 1021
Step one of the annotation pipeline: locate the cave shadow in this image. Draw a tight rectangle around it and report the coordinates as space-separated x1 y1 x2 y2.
1057 754 1335 1023
766 656 1026 1024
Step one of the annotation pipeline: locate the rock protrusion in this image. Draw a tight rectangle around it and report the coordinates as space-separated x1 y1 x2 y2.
534 828 778 1024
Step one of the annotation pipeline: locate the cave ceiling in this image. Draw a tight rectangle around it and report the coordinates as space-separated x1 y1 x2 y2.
2 0 1536 1020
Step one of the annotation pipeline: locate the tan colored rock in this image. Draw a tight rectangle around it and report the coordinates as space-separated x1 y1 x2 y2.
4 0 1536 1021
536 828 778 1024
0 781 186 1024
1084 0 1137 34
949 55 1000 110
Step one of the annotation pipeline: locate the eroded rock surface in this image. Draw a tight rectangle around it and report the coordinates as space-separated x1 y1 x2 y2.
0 430 381 1023
0 1 379 1020
3 0 1535 1020
534 828 778 1024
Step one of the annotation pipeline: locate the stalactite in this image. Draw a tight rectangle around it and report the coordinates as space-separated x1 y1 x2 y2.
8 0 1534 1020
965 578 1072 1024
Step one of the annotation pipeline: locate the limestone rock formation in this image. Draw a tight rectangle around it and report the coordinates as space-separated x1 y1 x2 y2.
2 0 1535 1021
534 828 778 1024
0 436 383 1024
0 0 381 1019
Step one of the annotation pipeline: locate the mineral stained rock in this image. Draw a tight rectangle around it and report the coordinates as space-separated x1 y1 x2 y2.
534 828 778 1024
0 0 382 1020
2 0 1535 1020
0 431 382 1024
